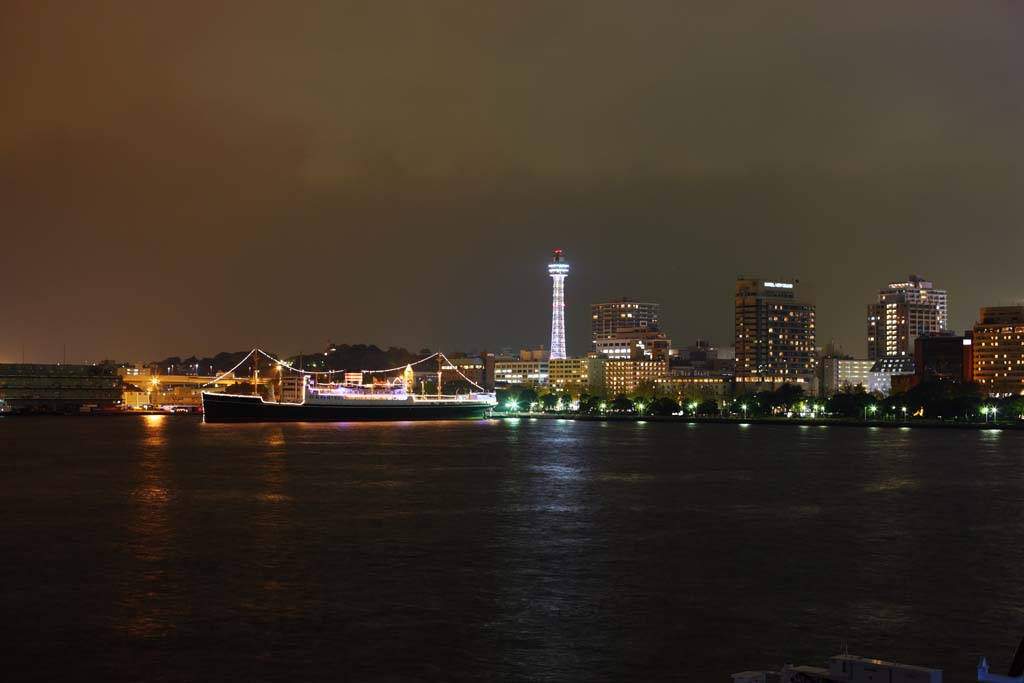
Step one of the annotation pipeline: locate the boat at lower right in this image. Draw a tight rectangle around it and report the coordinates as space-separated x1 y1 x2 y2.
731 637 1024 683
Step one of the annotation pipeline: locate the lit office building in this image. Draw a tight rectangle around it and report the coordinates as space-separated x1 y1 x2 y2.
593 327 671 361
867 275 948 360
591 299 660 344
548 357 606 393
604 359 668 395
818 358 875 396
735 279 816 385
495 360 549 386
972 306 1024 395
655 376 730 402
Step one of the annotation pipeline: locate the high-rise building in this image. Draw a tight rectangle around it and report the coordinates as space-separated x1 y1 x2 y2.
735 279 816 384
548 250 569 360
972 306 1024 395
591 299 660 344
867 275 948 360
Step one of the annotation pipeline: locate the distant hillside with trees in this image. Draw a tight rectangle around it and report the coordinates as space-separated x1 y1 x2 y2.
294 344 429 373
150 344 430 376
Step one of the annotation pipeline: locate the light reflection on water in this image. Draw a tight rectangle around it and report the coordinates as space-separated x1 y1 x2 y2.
257 426 291 503
122 413 180 640
3 418 1024 681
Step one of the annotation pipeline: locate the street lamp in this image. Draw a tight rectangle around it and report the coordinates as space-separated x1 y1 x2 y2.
901 406 908 420
864 404 877 420
636 402 645 416
741 403 748 420
689 401 699 414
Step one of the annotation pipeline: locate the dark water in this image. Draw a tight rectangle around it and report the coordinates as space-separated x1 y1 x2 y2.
2 416 1023 682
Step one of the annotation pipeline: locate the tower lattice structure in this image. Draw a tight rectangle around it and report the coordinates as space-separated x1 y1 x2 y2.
548 249 570 360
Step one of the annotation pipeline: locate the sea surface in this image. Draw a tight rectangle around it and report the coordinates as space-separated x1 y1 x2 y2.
2 416 1023 682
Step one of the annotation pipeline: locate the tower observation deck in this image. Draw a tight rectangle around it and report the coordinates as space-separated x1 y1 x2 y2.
548 249 570 360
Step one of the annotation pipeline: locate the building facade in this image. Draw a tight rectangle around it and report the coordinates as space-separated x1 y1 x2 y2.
734 279 816 385
518 348 550 362
0 364 123 413
818 358 874 397
115 366 251 408
495 360 549 386
972 306 1024 395
867 275 948 360
603 359 668 395
280 374 307 403
591 299 660 345
441 353 497 391
547 357 606 393
593 327 672 361
655 376 730 402
915 335 973 382
867 356 916 395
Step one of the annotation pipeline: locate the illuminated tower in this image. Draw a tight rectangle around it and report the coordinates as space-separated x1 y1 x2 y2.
548 249 570 360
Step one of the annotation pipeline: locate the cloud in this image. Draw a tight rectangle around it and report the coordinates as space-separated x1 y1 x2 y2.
1 1 1021 361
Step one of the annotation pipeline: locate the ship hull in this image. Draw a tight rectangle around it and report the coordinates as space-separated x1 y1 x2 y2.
202 392 494 423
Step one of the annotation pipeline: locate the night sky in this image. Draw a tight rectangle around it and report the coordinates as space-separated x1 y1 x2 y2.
3 2 1022 363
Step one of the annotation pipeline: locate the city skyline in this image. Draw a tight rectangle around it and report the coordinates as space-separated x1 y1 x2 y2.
3 260 1024 365
3 2 1023 363
4 6 1024 682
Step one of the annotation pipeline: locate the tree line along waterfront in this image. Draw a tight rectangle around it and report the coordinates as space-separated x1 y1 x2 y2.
493 378 1024 426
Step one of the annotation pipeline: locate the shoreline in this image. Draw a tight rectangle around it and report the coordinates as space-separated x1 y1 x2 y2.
504 412 1023 430
0 410 197 418
2 411 1020 431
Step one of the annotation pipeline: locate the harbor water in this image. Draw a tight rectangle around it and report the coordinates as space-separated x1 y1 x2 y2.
2 416 1023 681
